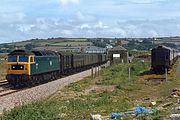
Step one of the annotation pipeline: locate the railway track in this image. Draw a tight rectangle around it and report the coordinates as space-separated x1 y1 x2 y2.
0 80 8 87
0 80 20 97
0 62 107 98
0 89 18 97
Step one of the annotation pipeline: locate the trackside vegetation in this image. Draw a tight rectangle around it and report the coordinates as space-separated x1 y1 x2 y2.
0 59 179 120
0 53 7 80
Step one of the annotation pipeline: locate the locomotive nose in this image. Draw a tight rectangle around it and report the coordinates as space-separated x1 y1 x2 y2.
11 65 24 70
7 63 29 75
6 54 34 75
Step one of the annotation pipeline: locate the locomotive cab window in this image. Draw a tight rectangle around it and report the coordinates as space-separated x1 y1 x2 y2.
19 56 29 62
8 56 17 62
30 57 34 62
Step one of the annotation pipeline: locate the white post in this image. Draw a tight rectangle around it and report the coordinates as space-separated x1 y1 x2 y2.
98 66 100 76
91 66 94 79
129 67 131 81
95 66 97 77
165 68 168 81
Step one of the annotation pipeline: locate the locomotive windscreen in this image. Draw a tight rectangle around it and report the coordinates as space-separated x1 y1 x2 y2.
8 56 17 62
19 56 29 62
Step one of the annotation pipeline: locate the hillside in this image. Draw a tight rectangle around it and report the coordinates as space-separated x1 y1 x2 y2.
1 37 179 53
0 38 94 52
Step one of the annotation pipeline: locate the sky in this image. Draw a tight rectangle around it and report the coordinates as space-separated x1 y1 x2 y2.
1 0 180 43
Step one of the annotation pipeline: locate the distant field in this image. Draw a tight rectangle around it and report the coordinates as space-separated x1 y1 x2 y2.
129 50 151 57
13 41 33 46
64 38 88 41
3 38 89 48
0 53 8 58
49 42 92 46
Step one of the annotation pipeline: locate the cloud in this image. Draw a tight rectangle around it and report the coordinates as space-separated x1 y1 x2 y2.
77 21 109 30
0 12 27 24
61 30 73 36
59 0 80 7
94 21 109 29
78 24 91 29
119 0 169 4
76 11 96 22
16 24 35 32
1 9 180 43
116 19 180 37
108 28 126 37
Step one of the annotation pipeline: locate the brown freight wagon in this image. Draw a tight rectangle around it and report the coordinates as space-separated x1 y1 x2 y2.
151 45 178 73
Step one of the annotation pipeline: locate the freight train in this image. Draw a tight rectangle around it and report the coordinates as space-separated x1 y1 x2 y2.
6 50 107 87
151 45 178 73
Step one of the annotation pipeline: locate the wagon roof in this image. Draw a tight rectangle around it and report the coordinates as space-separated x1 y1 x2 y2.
57 51 73 55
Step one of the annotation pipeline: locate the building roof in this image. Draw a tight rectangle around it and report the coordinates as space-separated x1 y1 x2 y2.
85 46 106 53
109 45 127 51
156 45 173 51
85 46 106 51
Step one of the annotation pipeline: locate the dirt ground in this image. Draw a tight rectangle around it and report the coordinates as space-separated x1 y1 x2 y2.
115 58 180 117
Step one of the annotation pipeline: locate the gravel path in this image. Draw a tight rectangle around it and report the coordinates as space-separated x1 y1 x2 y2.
0 63 109 114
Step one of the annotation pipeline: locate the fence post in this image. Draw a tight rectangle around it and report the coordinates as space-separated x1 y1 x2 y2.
97 66 98 77
95 66 97 77
165 68 168 81
91 66 94 79
129 67 131 81
98 66 100 76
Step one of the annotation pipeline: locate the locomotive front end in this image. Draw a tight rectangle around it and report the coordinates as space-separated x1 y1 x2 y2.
6 50 35 87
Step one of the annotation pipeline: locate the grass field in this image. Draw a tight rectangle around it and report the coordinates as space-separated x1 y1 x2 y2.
62 38 88 41
1 59 180 119
0 53 7 58
2 38 89 48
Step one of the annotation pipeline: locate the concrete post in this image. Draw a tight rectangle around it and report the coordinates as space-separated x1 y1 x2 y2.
91 66 94 79
95 66 97 77
165 68 168 81
129 67 131 81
